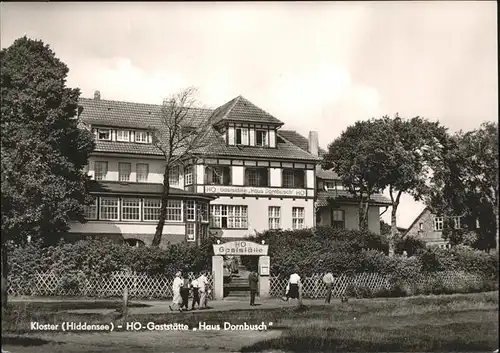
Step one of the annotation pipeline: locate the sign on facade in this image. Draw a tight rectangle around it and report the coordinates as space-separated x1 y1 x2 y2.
213 240 269 256
205 186 306 197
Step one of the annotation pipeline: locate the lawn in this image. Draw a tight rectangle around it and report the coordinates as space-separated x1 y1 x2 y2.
2 292 498 352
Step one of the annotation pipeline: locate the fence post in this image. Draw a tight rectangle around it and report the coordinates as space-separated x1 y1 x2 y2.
122 287 129 318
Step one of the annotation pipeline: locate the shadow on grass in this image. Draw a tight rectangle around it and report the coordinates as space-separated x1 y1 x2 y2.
240 321 499 352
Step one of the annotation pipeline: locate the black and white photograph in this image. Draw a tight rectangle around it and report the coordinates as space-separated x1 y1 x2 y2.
1 1 498 352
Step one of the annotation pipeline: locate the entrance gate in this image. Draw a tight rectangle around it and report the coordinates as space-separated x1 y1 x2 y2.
212 240 270 300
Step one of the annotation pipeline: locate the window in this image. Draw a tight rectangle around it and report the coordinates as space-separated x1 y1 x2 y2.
476 218 480 229
186 223 196 242
197 202 209 222
419 222 423 231
205 166 231 185
97 129 111 141
121 198 140 221
184 165 193 186
292 207 305 229
197 224 208 240
324 181 345 190
282 169 305 188
210 205 248 229
166 200 183 221
100 197 119 220
119 162 131 182
245 168 268 187
256 130 268 147
186 200 196 221
95 161 108 181
136 163 149 183
453 216 462 229
235 128 249 145
268 206 281 229
135 131 148 143
169 166 180 187
143 199 161 221
84 198 98 220
116 130 130 142
433 217 444 231
332 209 345 229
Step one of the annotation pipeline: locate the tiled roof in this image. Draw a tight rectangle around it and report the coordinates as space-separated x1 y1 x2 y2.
277 130 339 179
316 190 392 207
210 96 284 125
89 181 215 200
79 97 212 129
93 140 163 156
79 96 319 162
278 130 327 157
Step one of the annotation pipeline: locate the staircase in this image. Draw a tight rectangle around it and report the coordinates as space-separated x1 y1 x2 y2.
224 262 251 299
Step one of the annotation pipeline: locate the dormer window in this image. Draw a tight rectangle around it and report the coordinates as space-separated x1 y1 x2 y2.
324 181 345 191
235 128 249 145
256 130 268 147
135 131 148 143
116 130 130 142
97 129 111 141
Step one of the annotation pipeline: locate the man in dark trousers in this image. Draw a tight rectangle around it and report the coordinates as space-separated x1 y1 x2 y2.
248 270 259 306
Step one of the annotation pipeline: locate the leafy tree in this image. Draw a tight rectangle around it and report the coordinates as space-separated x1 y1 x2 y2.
427 122 498 251
380 220 391 236
149 87 212 247
1 37 95 308
323 115 448 256
322 120 385 230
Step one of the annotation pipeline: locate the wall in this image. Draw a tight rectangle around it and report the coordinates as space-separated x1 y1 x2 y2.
405 208 448 246
68 221 185 246
211 196 314 238
87 156 184 187
317 204 381 234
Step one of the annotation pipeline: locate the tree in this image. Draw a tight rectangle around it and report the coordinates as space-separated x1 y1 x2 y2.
1 37 95 309
427 122 498 252
149 87 212 247
323 115 449 256
322 120 385 230
367 116 448 256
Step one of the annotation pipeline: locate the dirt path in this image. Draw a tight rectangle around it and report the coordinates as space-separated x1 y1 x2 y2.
2 329 283 353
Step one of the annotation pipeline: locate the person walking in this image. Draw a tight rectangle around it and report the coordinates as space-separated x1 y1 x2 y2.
283 269 301 302
248 270 259 306
191 277 200 310
197 271 209 309
179 275 191 311
323 272 334 304
169 271 183 312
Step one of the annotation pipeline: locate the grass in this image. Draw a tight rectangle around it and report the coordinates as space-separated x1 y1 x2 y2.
2 292 498 352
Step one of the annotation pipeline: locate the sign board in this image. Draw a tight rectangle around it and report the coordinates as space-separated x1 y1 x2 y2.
213 240 268 256
259 256 270 276
205 186 306 197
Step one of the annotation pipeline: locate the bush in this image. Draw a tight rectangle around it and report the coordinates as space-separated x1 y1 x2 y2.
344 284 374 298
395 236 426 256
7 236 217 284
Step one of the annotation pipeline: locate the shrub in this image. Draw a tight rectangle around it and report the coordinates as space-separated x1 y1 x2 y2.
395 236 426 256
344 284 374 298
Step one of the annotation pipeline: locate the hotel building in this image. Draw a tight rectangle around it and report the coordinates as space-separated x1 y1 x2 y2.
70 92 391 246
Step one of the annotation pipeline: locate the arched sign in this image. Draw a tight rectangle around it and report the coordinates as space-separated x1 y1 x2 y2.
213 240 268 256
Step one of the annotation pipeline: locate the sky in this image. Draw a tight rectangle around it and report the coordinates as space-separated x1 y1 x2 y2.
1 1 497 228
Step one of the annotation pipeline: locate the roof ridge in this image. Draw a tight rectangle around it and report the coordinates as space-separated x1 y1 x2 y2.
79 97 213 113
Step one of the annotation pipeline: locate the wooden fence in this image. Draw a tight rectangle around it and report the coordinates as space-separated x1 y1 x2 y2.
7 271 484 299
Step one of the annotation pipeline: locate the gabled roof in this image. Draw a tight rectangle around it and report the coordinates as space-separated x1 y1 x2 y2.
210 96 284 126
79 96 319 162
403 207 430 236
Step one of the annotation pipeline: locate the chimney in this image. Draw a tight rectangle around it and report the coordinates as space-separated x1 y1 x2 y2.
94 90 101 100
308 131 319 156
